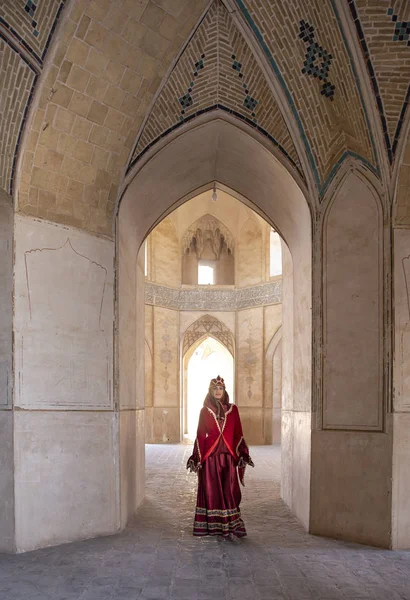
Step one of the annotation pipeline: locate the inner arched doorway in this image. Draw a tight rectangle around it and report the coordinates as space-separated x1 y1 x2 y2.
117 114 312 530
184 336 234 438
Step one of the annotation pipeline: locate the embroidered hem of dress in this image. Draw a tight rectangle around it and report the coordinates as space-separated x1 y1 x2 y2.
193 506 247 537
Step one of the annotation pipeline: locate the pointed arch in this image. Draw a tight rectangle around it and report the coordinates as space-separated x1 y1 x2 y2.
182 314 234 357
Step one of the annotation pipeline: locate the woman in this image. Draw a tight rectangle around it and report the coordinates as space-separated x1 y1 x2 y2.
187 375 254 539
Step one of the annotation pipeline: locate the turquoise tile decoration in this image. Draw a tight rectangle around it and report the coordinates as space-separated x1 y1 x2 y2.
387 7 410 46
24 0 39 36
231 54 259 122
178 54 205 120
299 20 335 100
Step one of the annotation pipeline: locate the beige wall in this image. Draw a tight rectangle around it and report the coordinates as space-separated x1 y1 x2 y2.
310 171 390 547
151 219 180 287
11 215 119 552
322 173 383 430
0 190 14 551
237 219 264 287
392 228 410 548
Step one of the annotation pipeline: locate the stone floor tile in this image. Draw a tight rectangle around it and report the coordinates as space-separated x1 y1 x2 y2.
1 445 410 600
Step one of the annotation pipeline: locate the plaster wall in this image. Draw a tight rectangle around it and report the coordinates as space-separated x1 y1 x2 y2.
119 252 146 527
393 228 410 412
151 307 180 442
151 219 180 287
264 305 282 443
264 305 282 352
14 216 114 411
0 411 14 552
311 172 390 547
310 427 392 548
281 243 294 508
236 307 264 443
14 411 118 553
272 340 283 444
392 228 410 548
237 219 264 287
322 173 383 429
13 216 119 552
0 189 12 409
119 409 145 529
0 190 14 552
118 208 145 525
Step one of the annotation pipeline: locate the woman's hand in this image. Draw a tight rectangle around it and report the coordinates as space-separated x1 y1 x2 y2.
238 455 255 469
186 457 202 473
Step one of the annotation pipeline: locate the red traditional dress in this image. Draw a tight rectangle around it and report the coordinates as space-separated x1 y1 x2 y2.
187 378 254 538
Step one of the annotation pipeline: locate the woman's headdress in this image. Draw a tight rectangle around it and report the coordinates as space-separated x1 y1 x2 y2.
207 375 228 420
209 375 225 390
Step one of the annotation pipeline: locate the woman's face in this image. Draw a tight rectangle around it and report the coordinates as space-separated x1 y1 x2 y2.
213 385 224 400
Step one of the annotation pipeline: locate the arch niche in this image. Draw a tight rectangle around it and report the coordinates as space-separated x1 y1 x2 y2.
117 114 312 530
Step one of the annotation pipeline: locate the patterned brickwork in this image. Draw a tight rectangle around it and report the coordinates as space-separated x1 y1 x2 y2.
18 0 208 236
237 0 377 192
0 40 36 193
0 0 64 63
0 0 65 196
130 1 302 176
348 0 410 164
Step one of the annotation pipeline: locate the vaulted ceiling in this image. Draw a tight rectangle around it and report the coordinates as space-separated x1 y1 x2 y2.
1 0 409 235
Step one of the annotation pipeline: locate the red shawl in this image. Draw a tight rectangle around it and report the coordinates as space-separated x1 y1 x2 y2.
187 395 253 485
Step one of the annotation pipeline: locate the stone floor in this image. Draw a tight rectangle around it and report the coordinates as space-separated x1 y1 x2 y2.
1 445 410 600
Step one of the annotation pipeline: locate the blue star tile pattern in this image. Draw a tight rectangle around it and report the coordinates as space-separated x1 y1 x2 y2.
388 7 410 46
178 54 205 121
24 0 39 37
244 94 258 112
231 54 259 123
299 20 335 100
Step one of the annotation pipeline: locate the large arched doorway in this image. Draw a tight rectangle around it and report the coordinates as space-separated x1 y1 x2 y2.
117 114 312 529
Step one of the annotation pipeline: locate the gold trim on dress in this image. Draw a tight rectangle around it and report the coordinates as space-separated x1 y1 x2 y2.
195 437 202 462
206 406 221 433
235 435 244 456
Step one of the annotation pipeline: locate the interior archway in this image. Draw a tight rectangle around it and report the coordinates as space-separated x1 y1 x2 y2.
184 336 234 438
118 114 312 529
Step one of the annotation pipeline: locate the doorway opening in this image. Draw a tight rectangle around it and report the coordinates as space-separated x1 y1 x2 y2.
184 336 234 439
118 116 312 529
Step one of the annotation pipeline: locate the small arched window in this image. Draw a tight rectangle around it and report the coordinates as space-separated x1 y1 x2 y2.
270 229 282 277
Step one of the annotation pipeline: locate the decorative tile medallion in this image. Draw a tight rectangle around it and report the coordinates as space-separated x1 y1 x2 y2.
299 20 335 100
388 7 410 46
